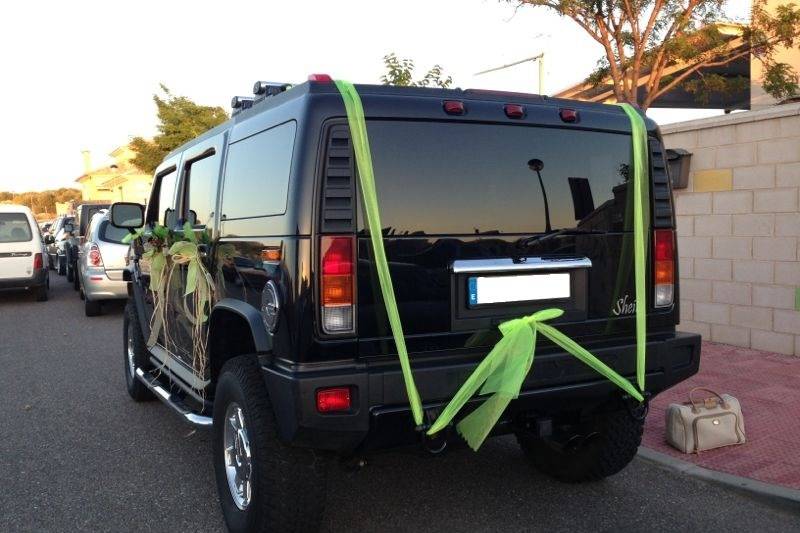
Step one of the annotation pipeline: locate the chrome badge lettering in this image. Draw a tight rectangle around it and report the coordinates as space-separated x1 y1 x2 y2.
612 295 636 316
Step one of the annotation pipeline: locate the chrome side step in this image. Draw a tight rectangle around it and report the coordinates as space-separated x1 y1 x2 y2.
135 368 213 427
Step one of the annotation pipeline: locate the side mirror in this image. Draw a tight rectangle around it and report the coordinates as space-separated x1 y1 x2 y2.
110 202 145 229
63 223 74 234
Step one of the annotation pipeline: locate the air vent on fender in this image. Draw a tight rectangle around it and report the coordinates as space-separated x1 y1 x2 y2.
321 124 355 233
650 139 673 229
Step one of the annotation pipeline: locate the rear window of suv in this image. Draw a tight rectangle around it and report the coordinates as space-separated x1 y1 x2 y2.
0 213 32 242
362 121 635 235
99 221 130 244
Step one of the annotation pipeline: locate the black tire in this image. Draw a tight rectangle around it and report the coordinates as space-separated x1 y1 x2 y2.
516 408 643 483
213 356 328 533
123 301 155 401
34 284 48 302
84 298 102 317
57 255 66 276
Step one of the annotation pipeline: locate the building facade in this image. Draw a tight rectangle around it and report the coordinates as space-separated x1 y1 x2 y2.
76 145 152 204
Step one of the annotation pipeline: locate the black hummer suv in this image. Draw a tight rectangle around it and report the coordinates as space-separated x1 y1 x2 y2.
112 75 700 532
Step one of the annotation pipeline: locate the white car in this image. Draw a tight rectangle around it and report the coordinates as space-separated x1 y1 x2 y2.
0 205 49 301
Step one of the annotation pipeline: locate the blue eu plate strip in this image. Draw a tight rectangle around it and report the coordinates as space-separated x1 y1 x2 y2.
468 277 478 307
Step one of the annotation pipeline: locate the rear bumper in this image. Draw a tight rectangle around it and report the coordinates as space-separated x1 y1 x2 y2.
83 270 128 300
262 330 701 453
0 269 47 290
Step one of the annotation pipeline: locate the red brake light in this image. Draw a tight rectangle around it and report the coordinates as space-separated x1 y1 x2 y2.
33 253 43 270
654 230 675 306
316 387 351 413
443 100 465 115
308 73 333 83
504 104 525 119
654 229 673 261
320 236 355 333
560 108 578 123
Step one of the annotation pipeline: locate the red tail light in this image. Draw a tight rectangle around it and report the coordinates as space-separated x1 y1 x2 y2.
654 229 674 307
33 253 43 270
88 243 103 267
320 236 354 333
316 387 351 413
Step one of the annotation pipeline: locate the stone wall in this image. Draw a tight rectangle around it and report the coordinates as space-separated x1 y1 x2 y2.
661 103 800 355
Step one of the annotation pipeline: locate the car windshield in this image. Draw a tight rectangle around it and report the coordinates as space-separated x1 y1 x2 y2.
363 120 635 235
99 220 130 244
0 213 33 243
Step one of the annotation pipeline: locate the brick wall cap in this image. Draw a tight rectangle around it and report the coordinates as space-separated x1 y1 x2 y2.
660 102 800 135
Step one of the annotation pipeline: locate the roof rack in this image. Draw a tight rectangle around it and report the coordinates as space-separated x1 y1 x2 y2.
231 96 255 116
252 81 292 103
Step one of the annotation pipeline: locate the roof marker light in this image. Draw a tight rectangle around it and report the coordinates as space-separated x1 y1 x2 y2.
443 100 465 115
504 104 525 119
559 108 578 123
308 74 333 83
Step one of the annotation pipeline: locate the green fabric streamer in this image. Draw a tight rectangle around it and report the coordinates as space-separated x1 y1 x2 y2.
618 103 650 391
334 81 650 449
335 80 424 427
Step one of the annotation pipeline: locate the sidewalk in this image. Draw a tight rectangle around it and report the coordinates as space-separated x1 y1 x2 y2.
643 341 800 490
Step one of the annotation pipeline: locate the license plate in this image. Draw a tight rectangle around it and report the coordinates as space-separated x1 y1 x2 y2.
468 273 571 306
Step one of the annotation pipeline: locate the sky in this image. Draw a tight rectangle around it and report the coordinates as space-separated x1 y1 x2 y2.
0 0 751 192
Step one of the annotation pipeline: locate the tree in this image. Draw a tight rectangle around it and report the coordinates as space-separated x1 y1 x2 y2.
381 53 454 88
511 0 800 109
131 84 229 174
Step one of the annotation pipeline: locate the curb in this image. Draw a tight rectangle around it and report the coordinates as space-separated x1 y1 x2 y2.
637 447 800 512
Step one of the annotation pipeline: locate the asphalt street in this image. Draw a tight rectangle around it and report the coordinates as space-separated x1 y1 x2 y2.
1 276 799 532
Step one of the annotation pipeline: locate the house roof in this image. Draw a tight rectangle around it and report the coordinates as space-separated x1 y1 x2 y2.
554 23 751 110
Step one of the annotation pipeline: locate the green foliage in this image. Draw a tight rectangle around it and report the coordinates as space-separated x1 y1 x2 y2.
0 188 82 215
761 63 799 101
131 85 229 175
514 0 800 109
380 53 453 88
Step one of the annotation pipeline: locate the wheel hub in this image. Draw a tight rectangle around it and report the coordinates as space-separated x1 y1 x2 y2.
223 402 252 510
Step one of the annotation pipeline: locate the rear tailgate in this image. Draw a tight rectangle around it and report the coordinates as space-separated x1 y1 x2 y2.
0 213 36 279
354 120 673 360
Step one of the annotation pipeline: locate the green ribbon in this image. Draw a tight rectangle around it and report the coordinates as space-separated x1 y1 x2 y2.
334 80 650 449
336 79 424 426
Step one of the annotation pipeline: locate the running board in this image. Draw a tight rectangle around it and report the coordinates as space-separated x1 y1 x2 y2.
135 368 213 427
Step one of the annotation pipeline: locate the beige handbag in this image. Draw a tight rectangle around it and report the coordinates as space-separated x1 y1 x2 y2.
665 387 745 453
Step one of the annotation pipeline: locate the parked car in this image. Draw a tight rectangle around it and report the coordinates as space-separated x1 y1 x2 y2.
77 211 130 316
44 214 74 272
0 204 49 301
115 77 700 532
64 203 109 289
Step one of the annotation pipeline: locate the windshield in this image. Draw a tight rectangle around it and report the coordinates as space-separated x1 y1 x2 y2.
363 121 635 235
0 213 33 243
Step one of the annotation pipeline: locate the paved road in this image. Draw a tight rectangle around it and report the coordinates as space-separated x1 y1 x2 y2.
1 276 798 532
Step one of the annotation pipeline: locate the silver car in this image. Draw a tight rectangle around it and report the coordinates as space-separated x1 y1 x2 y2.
78 211 130 316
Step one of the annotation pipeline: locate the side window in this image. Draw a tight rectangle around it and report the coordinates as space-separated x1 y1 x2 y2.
146 169 178 227
221 121 296 220
182 152 219 228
